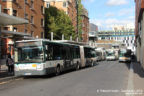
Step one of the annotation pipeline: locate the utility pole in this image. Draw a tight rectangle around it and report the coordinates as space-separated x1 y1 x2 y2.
70 36 72 41
51 32 53 41
62 34 64 40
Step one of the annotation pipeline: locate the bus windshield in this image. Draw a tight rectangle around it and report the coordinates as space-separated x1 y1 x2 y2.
119 52 125 57
119 49 132 57
106 52 114 56
15 46 44 63
119 51 131 57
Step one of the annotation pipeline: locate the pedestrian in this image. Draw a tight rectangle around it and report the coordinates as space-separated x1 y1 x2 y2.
6 53 14 75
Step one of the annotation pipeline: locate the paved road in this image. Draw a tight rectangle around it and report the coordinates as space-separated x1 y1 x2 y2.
0 61 130 96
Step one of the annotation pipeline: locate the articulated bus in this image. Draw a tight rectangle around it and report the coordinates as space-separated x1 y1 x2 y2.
54 40 97 68
80 46 97 68
14 39 81 76
14 39 97 76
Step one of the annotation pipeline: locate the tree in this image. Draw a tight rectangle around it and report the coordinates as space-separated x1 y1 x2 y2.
77 0 83 41
45 6 76 40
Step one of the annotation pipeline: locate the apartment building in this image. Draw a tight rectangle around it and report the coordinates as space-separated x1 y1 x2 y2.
0 2 28 59
44 0 77 33
0 0 44 59
1 0 44 38
81 7 89 42
135 0 144 69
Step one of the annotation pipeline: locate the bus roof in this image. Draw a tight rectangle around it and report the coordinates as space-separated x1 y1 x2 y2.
16 39 82 47
53 40 88 45
16 39 50 43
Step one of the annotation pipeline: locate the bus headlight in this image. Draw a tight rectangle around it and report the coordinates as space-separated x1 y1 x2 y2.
37 64 44 70
15 65 20 71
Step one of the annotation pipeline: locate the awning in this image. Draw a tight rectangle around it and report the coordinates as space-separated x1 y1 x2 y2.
1 30 30 39
0 13 28 25
1 30 30 36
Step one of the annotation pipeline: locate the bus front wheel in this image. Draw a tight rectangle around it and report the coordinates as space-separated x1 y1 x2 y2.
55 66 61 76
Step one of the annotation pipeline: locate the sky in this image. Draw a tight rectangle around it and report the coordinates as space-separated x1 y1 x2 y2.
82 0 135 31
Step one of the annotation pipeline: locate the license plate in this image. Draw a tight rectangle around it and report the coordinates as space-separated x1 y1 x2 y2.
24 73 32 75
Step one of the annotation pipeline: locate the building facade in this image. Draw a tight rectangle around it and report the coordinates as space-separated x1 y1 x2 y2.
0 0 44 59
89 23 98 42
44 0 77 34
98 31 135 52
81 7 89 42
135 0 144 69
0 3 28 59
1 0 44 38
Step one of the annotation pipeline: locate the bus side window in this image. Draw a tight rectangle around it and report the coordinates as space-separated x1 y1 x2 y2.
53 45 61 60
70 47 74 59
46 44 53 60
61 46 67 60
76 47 80 58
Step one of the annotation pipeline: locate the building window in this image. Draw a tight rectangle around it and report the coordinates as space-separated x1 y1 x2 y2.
3 9 8 14
3 27 9 30
46 2 50 8
31 31 34 37
63 2 67 8
25 0 28 4
31 16 34 24
41 19 44 27
13 0 17 3
13 10 17 16
41 6 44 14
31 0 34 9
25 29 27 33
25 13 28 19
13 27 17 32
41 32 44 38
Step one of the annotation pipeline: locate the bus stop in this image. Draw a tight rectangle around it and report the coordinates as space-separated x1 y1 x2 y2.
0 10 29 68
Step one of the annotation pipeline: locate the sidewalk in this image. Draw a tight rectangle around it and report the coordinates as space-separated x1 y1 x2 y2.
132 61 144 96
0 59 14 80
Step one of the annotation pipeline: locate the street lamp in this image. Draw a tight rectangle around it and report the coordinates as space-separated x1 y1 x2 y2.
75 0 79 42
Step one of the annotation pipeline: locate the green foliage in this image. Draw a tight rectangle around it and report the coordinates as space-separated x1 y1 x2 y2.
77 0 84 41
45 6 76 40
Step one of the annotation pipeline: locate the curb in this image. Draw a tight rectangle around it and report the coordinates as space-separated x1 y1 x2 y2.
0 76 22 83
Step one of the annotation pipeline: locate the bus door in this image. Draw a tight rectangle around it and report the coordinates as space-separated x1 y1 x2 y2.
80 46 85 67
85 48 91 66
62 46 72 69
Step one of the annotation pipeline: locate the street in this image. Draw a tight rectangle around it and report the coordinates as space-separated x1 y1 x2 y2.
0 61 133 96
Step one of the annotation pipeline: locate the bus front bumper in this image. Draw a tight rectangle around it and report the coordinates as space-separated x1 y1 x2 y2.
119 57 131 62
15 70 46 76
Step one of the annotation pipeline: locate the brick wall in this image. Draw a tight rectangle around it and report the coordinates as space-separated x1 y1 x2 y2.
1 0 44 38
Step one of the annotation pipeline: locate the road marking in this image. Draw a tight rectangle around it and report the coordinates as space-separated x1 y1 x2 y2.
0 77 23 85
0 81 8 85
126 62 134 96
